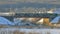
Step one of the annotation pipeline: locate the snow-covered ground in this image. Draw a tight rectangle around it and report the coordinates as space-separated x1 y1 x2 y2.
0 17 14 25
0 28 60 34
51 16 60 23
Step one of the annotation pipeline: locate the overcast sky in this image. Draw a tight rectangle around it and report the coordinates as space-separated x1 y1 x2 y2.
0 0 60 4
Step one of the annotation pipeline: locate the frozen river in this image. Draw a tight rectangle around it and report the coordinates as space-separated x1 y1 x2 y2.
0 28 60 34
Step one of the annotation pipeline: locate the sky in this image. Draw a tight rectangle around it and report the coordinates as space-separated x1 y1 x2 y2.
0 0 60 4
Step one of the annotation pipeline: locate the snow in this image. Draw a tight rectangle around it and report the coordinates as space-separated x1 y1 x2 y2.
51 16 60 23
0 28 60 34
0 17 14 25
